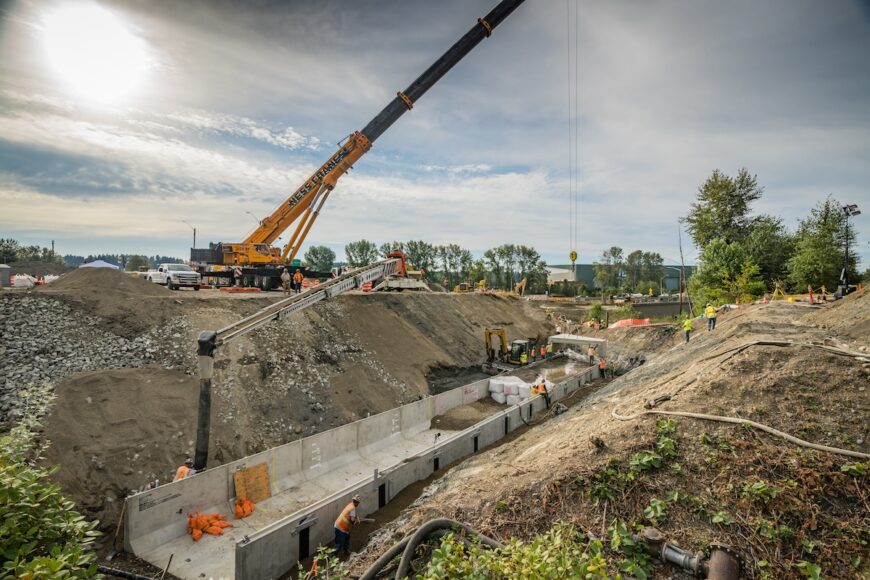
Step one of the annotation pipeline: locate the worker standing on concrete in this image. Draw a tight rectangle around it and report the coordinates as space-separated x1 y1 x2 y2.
334 495 361 557
173 458 194 481
587 345 597 366
705 303 718 331
293 269 304 294
598 357 607 377
233 265 242 287
280 268 291 295
683 316 694 343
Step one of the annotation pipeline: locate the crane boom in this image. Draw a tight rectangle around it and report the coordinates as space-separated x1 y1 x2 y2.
212 0 525 266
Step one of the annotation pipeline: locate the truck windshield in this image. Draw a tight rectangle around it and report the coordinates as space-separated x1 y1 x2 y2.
166 264 192 271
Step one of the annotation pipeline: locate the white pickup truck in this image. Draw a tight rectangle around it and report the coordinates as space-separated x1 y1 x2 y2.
146 263 201 290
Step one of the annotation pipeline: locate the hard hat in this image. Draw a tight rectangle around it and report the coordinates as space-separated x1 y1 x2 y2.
352 494 361 503
184 458 193 465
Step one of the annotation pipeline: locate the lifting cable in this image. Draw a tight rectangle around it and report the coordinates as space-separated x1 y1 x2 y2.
565 0 581 265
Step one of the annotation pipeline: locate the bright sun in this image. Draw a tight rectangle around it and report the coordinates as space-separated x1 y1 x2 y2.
43 3 149 103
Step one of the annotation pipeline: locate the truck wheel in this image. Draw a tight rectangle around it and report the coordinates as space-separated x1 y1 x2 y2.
194 285 200 291
167 281 175 290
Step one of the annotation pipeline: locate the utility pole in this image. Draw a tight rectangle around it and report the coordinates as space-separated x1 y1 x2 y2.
841 204 861 292
182 221 196 250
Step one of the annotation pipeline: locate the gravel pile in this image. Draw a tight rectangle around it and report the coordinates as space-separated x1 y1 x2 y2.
0 295 194 425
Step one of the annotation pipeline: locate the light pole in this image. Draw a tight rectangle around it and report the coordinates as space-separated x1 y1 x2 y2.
246 211 261 225
841 204 861 291
664 265 685 315
182 220 196 249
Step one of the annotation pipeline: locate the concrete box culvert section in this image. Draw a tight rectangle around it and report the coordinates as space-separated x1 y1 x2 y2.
125 367 599 580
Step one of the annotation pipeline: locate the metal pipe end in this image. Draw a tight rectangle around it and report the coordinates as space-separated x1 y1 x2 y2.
704 543 742 580
197 330 217 357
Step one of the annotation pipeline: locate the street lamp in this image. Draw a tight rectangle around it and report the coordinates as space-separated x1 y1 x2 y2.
246 211 261 225
841 204 861 290
182 220 196 249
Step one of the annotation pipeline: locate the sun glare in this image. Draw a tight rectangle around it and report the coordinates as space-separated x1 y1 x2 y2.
42 3 149 103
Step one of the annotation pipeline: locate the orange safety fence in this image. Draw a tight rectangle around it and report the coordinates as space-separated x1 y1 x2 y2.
187 511 233 541
608 318 651 329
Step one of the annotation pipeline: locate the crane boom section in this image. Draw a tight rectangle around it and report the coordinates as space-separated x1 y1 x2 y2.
244 132 371 245
219 0 525 264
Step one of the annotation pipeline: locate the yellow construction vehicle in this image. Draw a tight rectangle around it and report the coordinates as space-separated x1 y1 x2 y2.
483 327 535 373
514 277 527 296
453 282 474 293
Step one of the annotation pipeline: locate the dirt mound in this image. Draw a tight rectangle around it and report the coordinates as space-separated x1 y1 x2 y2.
36 268 179 338
351 300 870 578
803 288 869 347
41 367 237 537
8 260 71 276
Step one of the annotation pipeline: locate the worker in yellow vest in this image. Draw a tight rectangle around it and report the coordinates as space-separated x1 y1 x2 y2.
704 303 718 331
683 316 694 343
173 458 194 481
334 495 361 557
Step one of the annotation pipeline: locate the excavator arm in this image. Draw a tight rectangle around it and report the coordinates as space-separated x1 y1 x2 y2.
215 0 526 266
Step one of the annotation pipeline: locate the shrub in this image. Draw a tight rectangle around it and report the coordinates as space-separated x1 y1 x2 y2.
0 386 101 579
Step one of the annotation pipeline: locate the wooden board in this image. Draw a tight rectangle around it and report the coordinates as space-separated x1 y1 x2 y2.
233 463 272 503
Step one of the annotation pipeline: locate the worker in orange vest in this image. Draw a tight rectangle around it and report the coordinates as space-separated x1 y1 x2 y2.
334 495 361 557
598 357 607 377
540 345 547 359
293 269 304 294
532 382 550 409
174 458 194 481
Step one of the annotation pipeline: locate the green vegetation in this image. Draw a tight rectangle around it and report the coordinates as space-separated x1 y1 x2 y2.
303 245 336 272
345 239 549 293
0 387 101 579
682 169 862 305
0 238 63 265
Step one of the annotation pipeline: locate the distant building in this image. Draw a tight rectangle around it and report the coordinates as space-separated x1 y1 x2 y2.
547 264 694 292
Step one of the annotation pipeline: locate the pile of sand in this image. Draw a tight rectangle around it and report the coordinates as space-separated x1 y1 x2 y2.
803 288 869 347
37 268 179 338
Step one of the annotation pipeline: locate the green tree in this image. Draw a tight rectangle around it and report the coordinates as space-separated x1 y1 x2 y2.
788 197 859 290
624 250 644 289
684 168 763 248
124 255 149 271
862 267 870 284
743 215 795 286
304 245 336 272
344 239 378 267
0 238 20 263
378 241 404 256
689 239 765 305
640 252 665 285
1 388 101 578
593 246 624 292
483 248 504 289
404 240 437 273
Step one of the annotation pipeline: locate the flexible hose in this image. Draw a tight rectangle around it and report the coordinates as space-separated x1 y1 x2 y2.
393 518 503 579
612 407 870 460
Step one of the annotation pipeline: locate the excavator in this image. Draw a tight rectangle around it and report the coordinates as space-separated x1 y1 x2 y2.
191 0 526 290
482 327 536 373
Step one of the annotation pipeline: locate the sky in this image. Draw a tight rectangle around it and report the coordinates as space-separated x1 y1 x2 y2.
0 0 868 267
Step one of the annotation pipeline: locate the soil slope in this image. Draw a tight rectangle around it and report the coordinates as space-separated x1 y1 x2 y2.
351 292 870 579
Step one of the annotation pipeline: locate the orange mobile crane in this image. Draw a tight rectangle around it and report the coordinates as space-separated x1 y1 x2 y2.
191 0 526 289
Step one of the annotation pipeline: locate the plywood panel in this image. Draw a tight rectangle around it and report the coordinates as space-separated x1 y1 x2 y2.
233 463 272 503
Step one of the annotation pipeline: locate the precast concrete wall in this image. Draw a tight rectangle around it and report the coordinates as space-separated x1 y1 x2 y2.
124 371 490 561
233 365 599 580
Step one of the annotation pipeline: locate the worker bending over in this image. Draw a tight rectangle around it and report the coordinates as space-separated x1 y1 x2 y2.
174 458 195 481
531 382 550 409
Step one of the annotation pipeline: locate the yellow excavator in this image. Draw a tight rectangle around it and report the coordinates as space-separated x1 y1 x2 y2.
514 277 527 296
191 0 526 290
482 327 535 373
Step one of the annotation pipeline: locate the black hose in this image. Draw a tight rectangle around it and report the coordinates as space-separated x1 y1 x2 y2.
97 565 155 580
394 518 503 579
358 536 411 580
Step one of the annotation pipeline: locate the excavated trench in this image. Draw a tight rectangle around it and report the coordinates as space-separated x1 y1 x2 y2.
425 364 491 394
